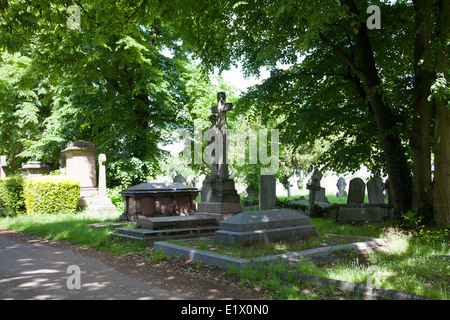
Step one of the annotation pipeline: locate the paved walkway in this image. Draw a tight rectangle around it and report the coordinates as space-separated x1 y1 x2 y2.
0 235 185 300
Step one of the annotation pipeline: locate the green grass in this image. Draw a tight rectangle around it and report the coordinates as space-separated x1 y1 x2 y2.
0 210 148 255
228 224 450 300
1 211 448 300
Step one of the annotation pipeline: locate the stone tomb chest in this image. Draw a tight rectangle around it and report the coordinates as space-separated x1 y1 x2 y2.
120 182 199 221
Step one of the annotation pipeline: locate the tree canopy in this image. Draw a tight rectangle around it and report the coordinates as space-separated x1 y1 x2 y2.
0 0 448 225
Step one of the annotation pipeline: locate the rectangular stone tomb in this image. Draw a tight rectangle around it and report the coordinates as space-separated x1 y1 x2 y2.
214 209 317 245
120 182 199 221
138 214 218 230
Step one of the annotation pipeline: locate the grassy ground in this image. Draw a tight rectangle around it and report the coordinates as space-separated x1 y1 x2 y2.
0 210 448 300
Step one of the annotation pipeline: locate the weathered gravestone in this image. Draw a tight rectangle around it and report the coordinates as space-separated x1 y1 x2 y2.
245 185 257 200
336 177 347 197
285 179 293 198
196 92 244 221
87 154 118 216
347 178 365 204
0 156 7 178
173 173 187 184
259 175 276 210
311 171 328 203
367 177 385 204
214 209 317 245
306 174 321 216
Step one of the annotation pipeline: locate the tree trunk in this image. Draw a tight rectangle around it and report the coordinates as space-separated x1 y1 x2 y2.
411 0 433 208
340 0 413 212
433 0 450 227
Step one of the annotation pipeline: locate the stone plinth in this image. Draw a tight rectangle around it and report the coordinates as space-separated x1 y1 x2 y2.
197 176 243 222
20 161 54 177
61 140 98 207
214 209 317 245
120 182 200 221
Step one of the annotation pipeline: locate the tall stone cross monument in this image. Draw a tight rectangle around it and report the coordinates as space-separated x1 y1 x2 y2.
210 92 233 179
197 92 244 222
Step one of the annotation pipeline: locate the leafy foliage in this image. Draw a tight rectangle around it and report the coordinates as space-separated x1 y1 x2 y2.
23 175 80 215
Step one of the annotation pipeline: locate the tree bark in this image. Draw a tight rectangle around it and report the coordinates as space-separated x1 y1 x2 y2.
411 0 433 208
433 0 450 227
339 0 413 212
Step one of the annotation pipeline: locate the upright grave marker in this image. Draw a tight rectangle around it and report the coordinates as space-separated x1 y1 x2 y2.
88 154 118 216
347 178 365 204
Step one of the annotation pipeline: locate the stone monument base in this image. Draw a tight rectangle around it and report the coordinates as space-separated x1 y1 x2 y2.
87 196 119 217
196 202 244 222
78 187 98 208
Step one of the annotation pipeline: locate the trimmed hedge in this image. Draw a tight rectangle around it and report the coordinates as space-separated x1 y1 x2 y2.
23 176 80 215
0 175 26 215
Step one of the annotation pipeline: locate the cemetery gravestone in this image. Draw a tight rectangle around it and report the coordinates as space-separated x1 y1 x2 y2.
367 178 385 204
285 179 293 198
336 177 347 197
306 174 321 216
173 173 187 184
311 171 328 203
0 156 7 178
259 175 276 210
347 178 365 204
88 154 118 216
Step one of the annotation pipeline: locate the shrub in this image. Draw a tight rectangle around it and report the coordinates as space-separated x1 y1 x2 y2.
0 174 26 215
23 176 80 215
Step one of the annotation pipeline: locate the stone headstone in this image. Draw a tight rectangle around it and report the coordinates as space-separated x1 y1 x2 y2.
306 174 321 216
336 177 347 197
87 154 118 216
214 209 317 245
285 179 293 198
0 156 7 178
259 175 277 210
310 171 328 203
347 178 365 204
367 178 385 204
246 185 257 200
61 140 98 207
173 173 186 183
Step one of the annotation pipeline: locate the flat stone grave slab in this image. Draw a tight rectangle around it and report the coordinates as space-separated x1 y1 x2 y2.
214 209 317 245
138 214 217 230
109 214 219 244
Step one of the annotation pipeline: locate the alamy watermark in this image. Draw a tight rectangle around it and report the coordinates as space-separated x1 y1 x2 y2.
367 5 381 30
67 5 81 30
66 265 81 290
173 122 279 175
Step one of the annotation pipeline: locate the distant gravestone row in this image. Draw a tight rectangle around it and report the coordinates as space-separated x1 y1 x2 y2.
346 177 387 205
